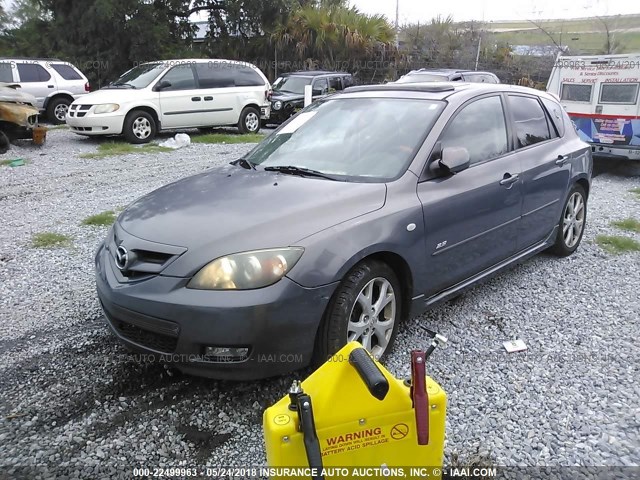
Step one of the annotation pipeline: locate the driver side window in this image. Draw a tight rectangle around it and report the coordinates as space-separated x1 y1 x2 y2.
159 65 196 91
439 95 508 165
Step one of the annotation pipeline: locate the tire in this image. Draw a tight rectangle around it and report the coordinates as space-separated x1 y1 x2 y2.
238 106 261 134
0 130 9 154
46 97 71 125
123 110 156 144
314 260 402 365
549 184 587 257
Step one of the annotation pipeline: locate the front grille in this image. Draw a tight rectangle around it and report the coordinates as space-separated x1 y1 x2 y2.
115 321 178 353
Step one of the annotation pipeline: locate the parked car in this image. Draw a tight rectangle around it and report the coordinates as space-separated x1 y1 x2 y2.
66 59 271 143
0 82 45 154
396 68 500 84
95 83 592 380
268 71 354 124
0 58 90 124
547 53 640 161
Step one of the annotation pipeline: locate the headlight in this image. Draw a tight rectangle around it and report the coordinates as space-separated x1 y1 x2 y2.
272 100 282 111
93 103 120 114
187 248 304 290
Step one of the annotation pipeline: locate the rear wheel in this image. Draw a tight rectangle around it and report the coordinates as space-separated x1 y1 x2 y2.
0 131 9 154
123 110 156 144
314 260 401 364
46 97 71 125
238 107 261 134
550 184 587 257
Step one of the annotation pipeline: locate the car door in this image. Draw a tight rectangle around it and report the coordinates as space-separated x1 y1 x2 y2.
417 94 521 295
16 63 55 109
190 62 241 126
157 64 204 129
507 94 572 251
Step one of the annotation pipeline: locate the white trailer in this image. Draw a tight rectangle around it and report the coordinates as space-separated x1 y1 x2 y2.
547 53 640 161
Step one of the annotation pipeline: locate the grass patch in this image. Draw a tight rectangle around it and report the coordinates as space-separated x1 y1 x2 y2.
630 187 640 199
191 133 264 144
80 141 173 159
82 210 116 226
32 232 71 248
596 235 640 254
611 218 640 233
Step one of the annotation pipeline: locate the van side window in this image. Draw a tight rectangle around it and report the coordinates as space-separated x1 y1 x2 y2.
195 64 234 88
160 65 196 90
439 95 508 165
17 63 51 82
541 97 565 137
599 83 639 104
508 95 552 148
560 83 592 102
0 63 12 83
234 66 264 87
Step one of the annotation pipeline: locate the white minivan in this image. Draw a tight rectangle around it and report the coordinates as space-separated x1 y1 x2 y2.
66 59 271 143
547 53 640 161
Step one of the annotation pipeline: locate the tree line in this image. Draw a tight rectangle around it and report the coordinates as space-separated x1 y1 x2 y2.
0 0 557 88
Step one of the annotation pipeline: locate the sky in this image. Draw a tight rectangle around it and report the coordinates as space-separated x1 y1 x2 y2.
350 0 639 24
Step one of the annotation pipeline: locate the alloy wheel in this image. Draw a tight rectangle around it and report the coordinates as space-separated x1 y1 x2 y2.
563 191 585 248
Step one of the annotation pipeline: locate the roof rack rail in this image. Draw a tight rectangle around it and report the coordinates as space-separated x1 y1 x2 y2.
345 84 456 93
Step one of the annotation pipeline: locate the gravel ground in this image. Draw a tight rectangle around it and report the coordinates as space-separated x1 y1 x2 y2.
0 129 639 479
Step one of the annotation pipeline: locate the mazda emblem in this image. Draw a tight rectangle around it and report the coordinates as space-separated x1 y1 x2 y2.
115 245 129 271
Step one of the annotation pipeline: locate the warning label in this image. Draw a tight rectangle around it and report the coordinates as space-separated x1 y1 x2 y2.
390 423 409 440
321 427 389 457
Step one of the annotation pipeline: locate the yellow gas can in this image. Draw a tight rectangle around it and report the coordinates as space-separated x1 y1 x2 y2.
263 341 446 479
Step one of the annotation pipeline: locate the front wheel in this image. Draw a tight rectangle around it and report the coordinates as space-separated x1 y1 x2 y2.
123 110 156 144
314 260 402 364
0 130 10 154
238 107 261 134
550 184 587 257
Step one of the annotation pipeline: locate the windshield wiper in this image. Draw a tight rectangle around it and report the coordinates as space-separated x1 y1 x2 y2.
263 165 339 181
230 158 256 170
111 82 136 88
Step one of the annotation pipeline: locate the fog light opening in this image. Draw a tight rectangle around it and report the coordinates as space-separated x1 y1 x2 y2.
203 346 250 363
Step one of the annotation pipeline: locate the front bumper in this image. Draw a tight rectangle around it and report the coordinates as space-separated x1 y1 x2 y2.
95 243 337 380
66 111 124 135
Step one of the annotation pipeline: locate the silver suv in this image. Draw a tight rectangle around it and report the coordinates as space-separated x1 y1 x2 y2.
0 58 90 124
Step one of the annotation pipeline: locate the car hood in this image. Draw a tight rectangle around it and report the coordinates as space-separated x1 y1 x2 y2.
72 88 150 105
118 164 386 276
271 91 304 102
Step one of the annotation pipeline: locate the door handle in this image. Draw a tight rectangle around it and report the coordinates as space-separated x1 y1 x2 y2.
499 173 519 187
47 85 54 88
203 96 213 101
191 97 201 102
555 154 570 166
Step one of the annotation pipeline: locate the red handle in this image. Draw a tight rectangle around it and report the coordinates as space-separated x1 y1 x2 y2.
411 350 429 445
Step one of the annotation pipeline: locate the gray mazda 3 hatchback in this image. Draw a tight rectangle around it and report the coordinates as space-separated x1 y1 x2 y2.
95 83 592 379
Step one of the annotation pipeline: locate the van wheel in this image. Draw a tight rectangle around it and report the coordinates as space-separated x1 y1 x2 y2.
47 97 71 125
238 107 261 134
0 131 10 154
123 110 156 144
550 184 587 257
314 260 401 366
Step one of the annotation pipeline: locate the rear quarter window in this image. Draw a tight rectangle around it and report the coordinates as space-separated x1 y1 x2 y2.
51 64 83 81
233 66 265 87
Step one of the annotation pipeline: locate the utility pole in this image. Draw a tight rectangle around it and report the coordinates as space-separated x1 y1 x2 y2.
395 0 400 47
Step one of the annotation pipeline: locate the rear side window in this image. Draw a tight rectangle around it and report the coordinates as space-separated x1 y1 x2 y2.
439 95 508 165
328 76 342 91
599 83 639 104
0 62 12 82
196 64 234 88
233 66 264 87
51 64 83 80
561 83 592 102
541 97 565 137
17 63 51 82
160 65 196 90
508 95 552 148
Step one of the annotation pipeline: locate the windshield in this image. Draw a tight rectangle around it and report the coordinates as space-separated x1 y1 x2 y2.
245 97 444 182
105 63 164 89
396 73 448 84
273 76 312 95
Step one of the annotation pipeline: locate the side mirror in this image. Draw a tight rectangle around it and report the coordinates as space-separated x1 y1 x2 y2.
439 146 470 174
154 80 171 91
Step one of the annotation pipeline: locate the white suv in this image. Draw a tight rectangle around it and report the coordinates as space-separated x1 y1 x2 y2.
0 58 90 124
66 59 271 143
